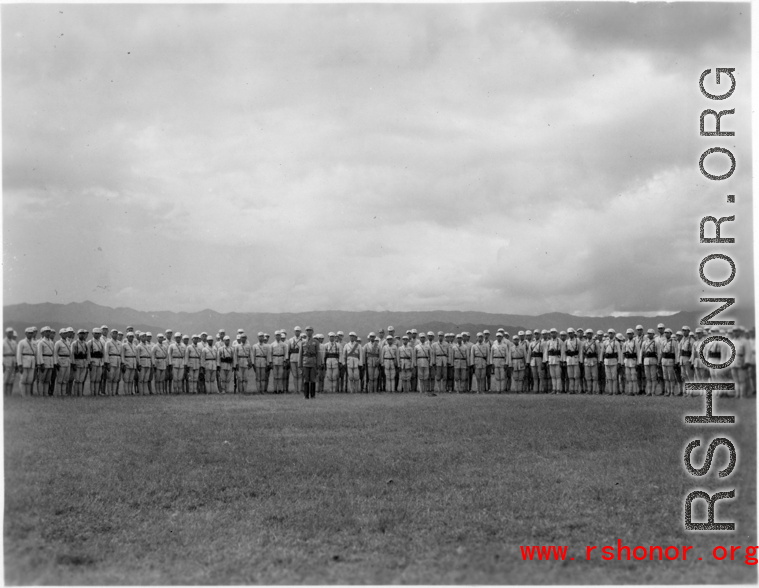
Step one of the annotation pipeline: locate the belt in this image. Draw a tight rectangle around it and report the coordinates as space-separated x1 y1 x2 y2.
109 353 120 356
74 353 87 360
90 351 103 358
623 352 637 359
288 349 299 356
22 353 34 356
4 353 14 357
604 353 618 359
273 353 284 357
661 352 676 359
584 352 597 358
220 357 233 364
565 351 578 357
548 350 561 356
367 352 379 357
644 352 657 358
325 353 340 359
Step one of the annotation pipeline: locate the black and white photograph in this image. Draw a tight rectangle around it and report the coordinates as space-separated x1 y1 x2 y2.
2 1 756 584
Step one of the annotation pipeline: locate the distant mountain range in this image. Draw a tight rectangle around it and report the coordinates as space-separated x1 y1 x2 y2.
3 301 753 338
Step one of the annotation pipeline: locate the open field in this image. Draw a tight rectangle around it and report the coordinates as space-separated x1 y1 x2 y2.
4 393 757 584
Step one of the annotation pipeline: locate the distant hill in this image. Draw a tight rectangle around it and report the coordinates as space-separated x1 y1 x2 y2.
3 301 753 339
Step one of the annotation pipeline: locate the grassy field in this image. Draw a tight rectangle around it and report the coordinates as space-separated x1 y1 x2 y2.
4 392 756 584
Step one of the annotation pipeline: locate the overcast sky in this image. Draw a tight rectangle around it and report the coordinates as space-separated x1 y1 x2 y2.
3 3 753 316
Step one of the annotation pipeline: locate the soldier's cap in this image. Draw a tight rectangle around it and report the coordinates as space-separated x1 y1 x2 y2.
676 330 683 336
294 326 302 331
257 332 264 337
682 326 691 331
357 338 362 342
567 328 575 334
607 328 615 333
41 326 52 332
626 328 634 334
240 333 248 338
503 331 510 337
695 327 704 333
111 328 118 333
636 325 644 330
496 332 503 337
386 335 393 340
550 328 558 333
497 328 504 333
174 332 182 337
223 335 231 341
437 331 444 336
300 334 307 339
5 328 13 334
559 330 567 336
369 332 376 338
541 329 548 334
59 328 66 335
24 327 35 334
657 323 665 329
476 332 483 337
305 326 313 331
217 329 225 334
328 332 336 337
117 331 123 336
12 330 17 337
237 329 244 333
166 328 174 333
576 328 584 334
337 331 344 336
126 331 135 337
126 326 134 331
647 328 655 334
525 330 533 336
92 328 102 334
411 328 418 334
481 330 489 335
101 324 108 329
182 334 190 339
30 326 38 332
402 335 409 340
597 330 604 335
427 331 434 336
664 328 672 334
518 331 525 336
349 331 357 337
512 334 520 340
616 333 625 341
146 332 152 337
200 332 207 336
192 334 199 339
264 333 270 338
405 329 411 334
388 326 394 331
157 333 164 338
317 334 325 339
419 333 427 338
463 332 470 337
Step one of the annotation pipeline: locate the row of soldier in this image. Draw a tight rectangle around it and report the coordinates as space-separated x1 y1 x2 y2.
4 323 756 399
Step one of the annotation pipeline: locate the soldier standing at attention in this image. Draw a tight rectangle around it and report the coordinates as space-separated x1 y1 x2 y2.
134 332 150 395
4 328 18 397
252 332 271 394
397 335 413 392
184 335 202 394
544 329 562 394
581 329 600 394
563 328 581 394
381 335 398 393
408 329 419 392
217 336 235 393
501 332 514 392
482 330 493 391
412 332 432 394
322 333 339 393
167 333 184 394
363 332 381 393
120 332 137 395
341 332 363 393
315 334 326 394
270 332 287 394
451 334 469 394
509 334 526 393
659 328 680 396
528 331 543 393
104 329 121 395
70 329 89 397
638 329 658 396
430 332 448 394
287 327 303 395
179 335 190 394
470 333 489 394
52 328 72 397
35 327 55 396
679 326 694 396
279 330 290 392
163 330 174 393
201 337 218 394
601 329 623 395
299 327 319 399
152 333 168 394
235 333 252 394
490 332 510 393
87 328 105 396
621 329 639 396
17 328 38 397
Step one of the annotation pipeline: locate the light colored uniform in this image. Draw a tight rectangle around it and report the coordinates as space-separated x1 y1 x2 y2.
87 337 106 394
137 342 153 390
451 343 469 393
168 341 185 393
490 340 511 393
342 340 364 393
287 336 302 393
201 345 218 393
601 338 623 395
218 344 236 393
53 338 72 395
470 342 490 393
412 341 432 393
364 340 381 392
397 344 414 391
36 337 55 391
270 340 288 393
235 341 253 392
71 339 90 392
120 340 138 394
252 342 272 393
184 344 202 392
381 342 398 392
431 339 450 392
581 338 600 393
105 338 122 390
4 337 18 390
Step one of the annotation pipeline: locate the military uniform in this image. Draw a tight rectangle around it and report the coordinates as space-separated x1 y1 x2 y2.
235 339 253 394
287 333 302 394
397 340 414 392
342 337 364 393
544 335 563 394
381 338 399 393
659 333 680 396
36 333 55 396
104 332 122 395
218 340 236 393
87 332 106 396
470 339 490 394
184 340 202 394
621 333 639 396
412 338 432 393
581 337 600 394
451 340 469 393
71 333 90 396
151 338 169 394
201 343 218 394
120 337 138 395
53 335 72 397
563 333 581 394
168 338 185 394
431 335 450 394
601 334 623 395
4 332 18 396
299 333 319 399
364 337 381 393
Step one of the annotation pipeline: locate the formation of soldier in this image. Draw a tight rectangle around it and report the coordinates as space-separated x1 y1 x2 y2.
3 323 756 399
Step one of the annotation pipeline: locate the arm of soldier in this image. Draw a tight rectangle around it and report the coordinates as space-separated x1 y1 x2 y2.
616 341 624 364
266 344 273 367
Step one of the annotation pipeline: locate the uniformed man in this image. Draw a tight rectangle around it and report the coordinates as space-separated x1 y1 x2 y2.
103 329 120 395
164 333 181 394
601 329 623 395
395 335 412 392
216 336 235 393
120 331 138 395
508 334 525 392
15 328 38 396
316 334 326 394
235 333 253 394
621 328 639 396
69 329 88 397
501 331 514 392
279 330 290 393
35 327 55 396
659 328 680 396
4 328 18 397
179 334 191 393
380 335 398 393
200 337 218 394
469 333 489 394
679 326 694 396
252 332 272 394
287 327 303 394
299 327 319 399
411 333 431 393
341 332 363 393
269 332 287 394
704 328 732 386
363 333 380 393
450 334 468 393
183 335 201 394
373 328 385 391
133 332 150 395
563 328 581 394
321 333 339 393
151 333 168 394
543 328 563 394
86 328 105 396
581 328 600 394
637 329 658 396
50 328 71 397
489 332 509 393
428 332 447 394
527 331 543 393
633 325 645 394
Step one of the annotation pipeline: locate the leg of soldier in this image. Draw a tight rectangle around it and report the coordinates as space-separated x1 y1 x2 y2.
121 368 133 395
394 366 400 394
531 365 540 393
260 367 270 394
77 366 88 396
571 365 581 394
89 366 102 396
644 365 654 395
368 362 378 393
154 368 165 395
577 363 584 393
54 367 67 397
493 364 504 393
673 364 682 396
242 366 252 394
604 365 616 395
474 366 485 394
681 361 693 396
36 367 50 397
349 366 360 393
453 366 462 393
385 363 396 392
4 365 15 397
585 364 594 394
294 362 303 395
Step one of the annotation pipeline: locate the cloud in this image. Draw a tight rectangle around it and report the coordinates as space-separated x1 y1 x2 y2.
2 3 753 317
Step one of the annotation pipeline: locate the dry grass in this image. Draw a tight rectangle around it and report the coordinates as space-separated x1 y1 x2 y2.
4 392 756 584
